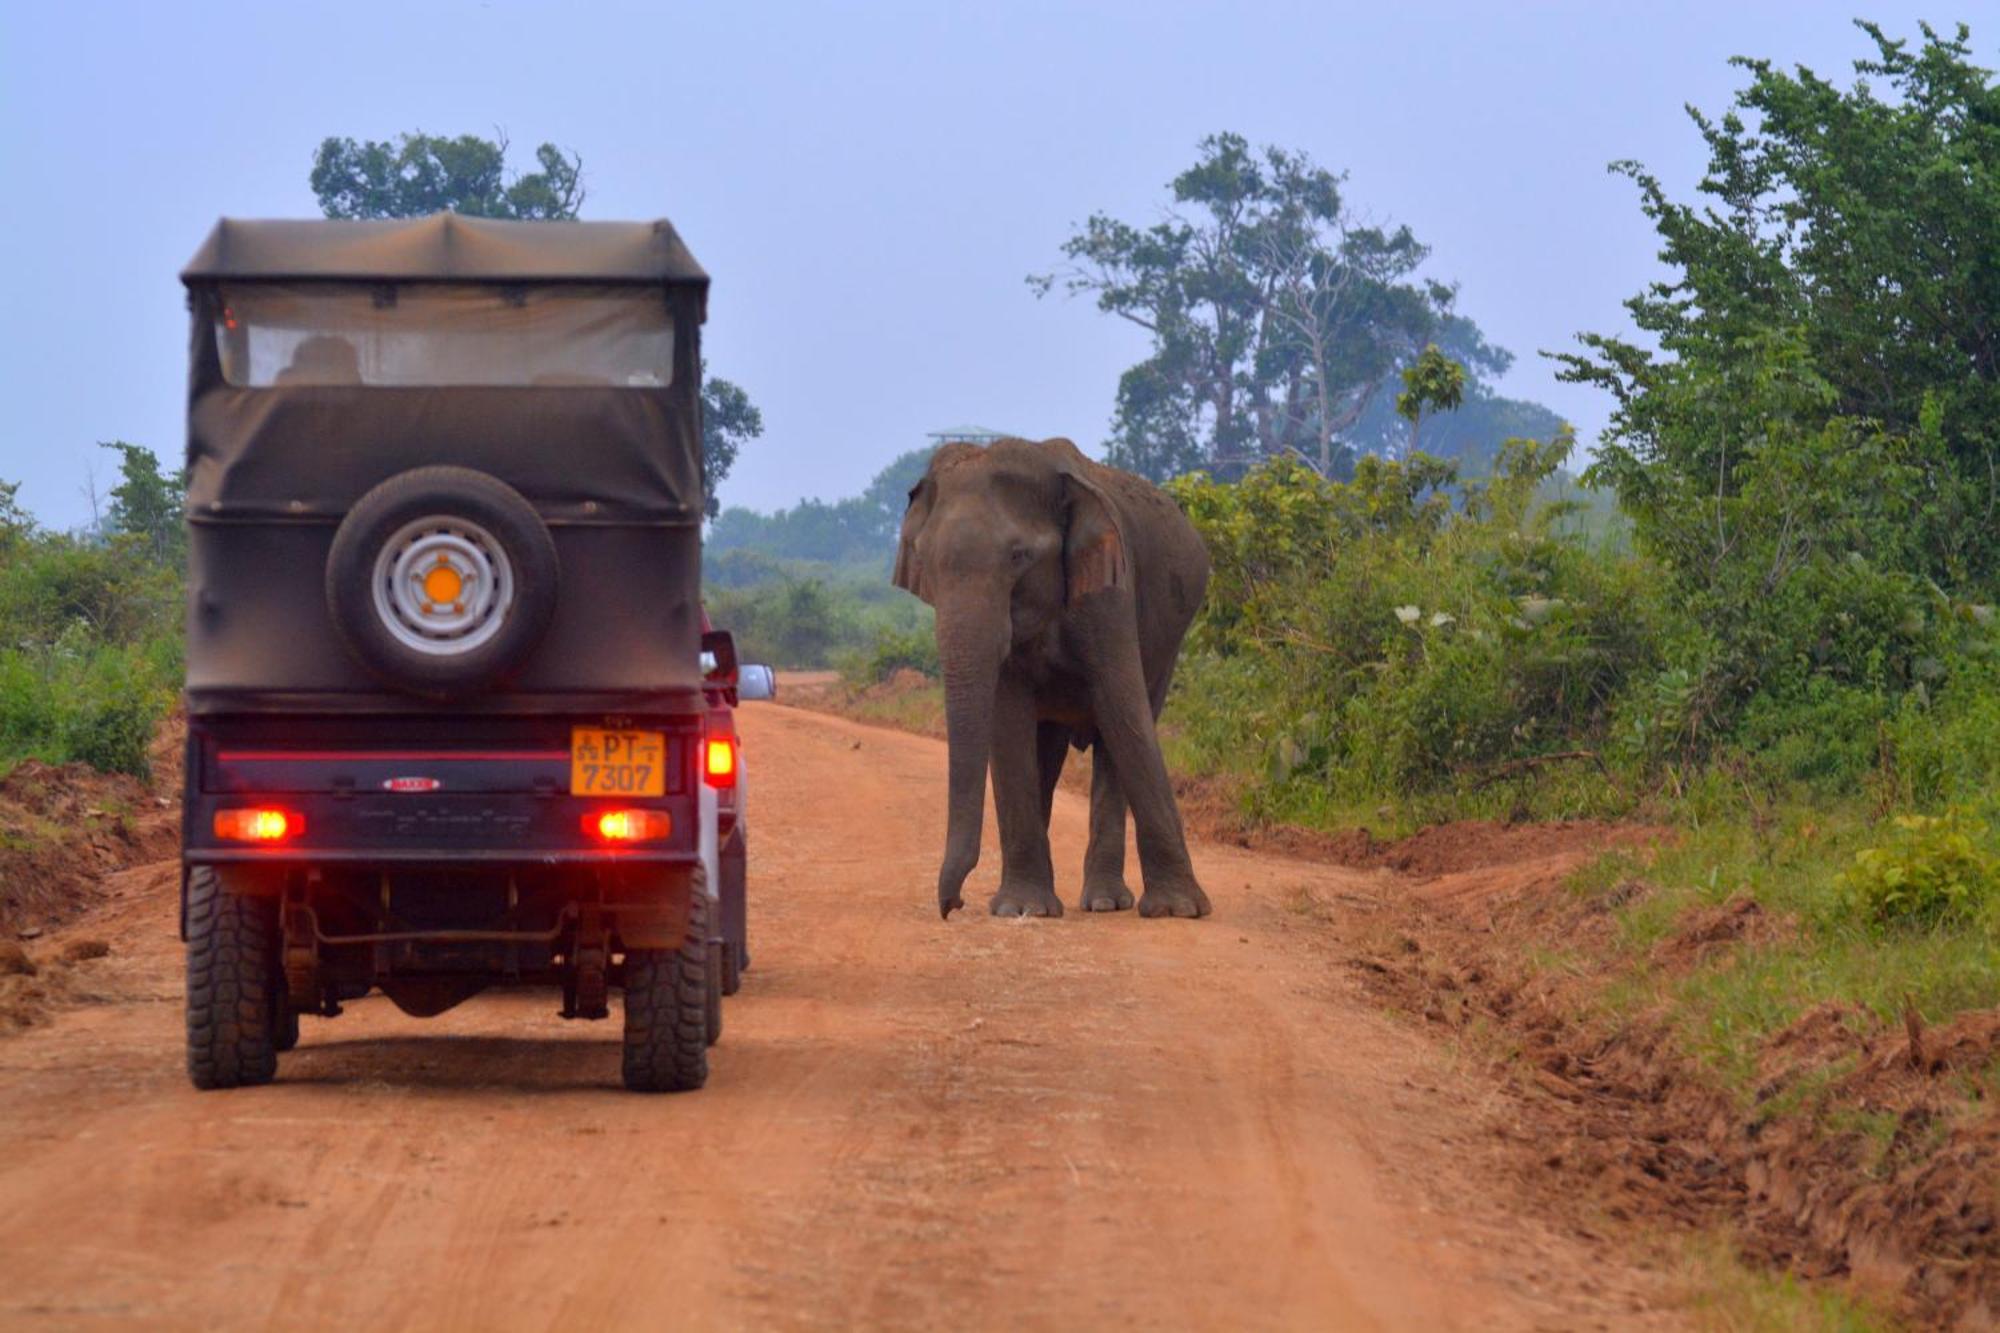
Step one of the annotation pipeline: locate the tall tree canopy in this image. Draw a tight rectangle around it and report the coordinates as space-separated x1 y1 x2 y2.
309 130 762 509
311 133 585 220
1561 22 2000 591
1551 21 1999 736
1032 133 1532 481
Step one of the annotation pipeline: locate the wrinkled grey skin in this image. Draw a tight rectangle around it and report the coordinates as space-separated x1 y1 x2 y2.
894 437 1212 921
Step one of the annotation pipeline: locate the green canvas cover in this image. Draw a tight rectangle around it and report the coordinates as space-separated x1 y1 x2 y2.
179 216 711 714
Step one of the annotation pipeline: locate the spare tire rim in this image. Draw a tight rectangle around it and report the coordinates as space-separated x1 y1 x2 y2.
371 516 516 656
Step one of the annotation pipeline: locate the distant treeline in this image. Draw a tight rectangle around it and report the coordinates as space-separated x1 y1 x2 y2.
706 447 930 570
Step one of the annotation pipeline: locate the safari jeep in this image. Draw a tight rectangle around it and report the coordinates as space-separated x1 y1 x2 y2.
177 213 737 1092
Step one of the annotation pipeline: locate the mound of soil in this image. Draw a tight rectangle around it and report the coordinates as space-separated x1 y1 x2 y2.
0 756 177 939
1171 781 1665 885
1372 820 1660 878
0 936 118 1032
1343 844 2000 1328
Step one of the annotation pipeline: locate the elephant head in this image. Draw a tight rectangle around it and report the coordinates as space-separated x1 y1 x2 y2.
893 438 1128 917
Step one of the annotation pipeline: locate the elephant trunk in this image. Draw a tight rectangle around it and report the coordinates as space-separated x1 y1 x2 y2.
934 596 1008 918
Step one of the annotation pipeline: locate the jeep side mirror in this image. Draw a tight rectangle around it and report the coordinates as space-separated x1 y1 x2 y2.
738 664 777 702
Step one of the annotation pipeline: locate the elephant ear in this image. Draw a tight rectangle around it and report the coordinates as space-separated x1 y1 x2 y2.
893 443 984 604
892 481 936 604
1062 470 1128 603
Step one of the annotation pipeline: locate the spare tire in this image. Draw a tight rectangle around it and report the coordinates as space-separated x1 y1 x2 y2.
326 467 559 699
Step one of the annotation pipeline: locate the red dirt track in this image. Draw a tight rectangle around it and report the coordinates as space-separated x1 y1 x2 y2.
0 702 1682 1330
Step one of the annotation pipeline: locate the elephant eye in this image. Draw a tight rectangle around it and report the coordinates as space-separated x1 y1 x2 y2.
1009 545 1035 567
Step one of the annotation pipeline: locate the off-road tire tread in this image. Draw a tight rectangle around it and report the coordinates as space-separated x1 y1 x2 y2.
705 942 723 1047
621 889 711 1092
185 867 280 1089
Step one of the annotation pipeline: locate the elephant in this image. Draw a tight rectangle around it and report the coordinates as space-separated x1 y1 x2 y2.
893 436 1212 921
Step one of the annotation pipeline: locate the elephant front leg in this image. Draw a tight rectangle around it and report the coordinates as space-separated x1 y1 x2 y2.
1081 610 1211 919
1078 743 1135 912
988 668 1063 918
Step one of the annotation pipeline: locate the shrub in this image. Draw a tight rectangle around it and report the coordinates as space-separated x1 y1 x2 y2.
1837 808 2000 932
0 638 173 778
1164 437 1664 813
0 526 182 778
850 625 938 684
0 533 179 648
1880 626 2000 809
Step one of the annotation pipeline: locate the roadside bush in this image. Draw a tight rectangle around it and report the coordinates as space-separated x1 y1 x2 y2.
844 624 938 685
0 635 175 779
1162 425 2000 822
0 533 179 647
1165 437 1663 816
0 527 181 779
1880 627 2000 810
1836 808 2000 933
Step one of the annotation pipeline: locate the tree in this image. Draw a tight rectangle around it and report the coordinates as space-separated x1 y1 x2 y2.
700 369 764 519
0 479 32 551
1554 21 1997 746
99 442 185 563
1558 21 2000 589
1031 133 1523 481
308 129 764 508
1395 345 1467 459
311 133 584 220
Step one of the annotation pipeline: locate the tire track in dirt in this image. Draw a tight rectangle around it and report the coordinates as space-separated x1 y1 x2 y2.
0 703 1683 1330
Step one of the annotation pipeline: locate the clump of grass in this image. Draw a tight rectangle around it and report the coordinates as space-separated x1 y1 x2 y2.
1677 1233 1892 1332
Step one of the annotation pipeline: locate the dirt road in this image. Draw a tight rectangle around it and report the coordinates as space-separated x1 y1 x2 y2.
0 703 1679 1331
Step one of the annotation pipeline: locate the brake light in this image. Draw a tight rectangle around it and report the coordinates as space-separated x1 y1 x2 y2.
704 735 737 788
586 809 672 843
213 808 302 842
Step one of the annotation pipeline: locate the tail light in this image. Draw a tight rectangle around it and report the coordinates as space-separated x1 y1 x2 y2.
704 735 737 788
704 706 738 789
213 807 303 843
586 809 673 843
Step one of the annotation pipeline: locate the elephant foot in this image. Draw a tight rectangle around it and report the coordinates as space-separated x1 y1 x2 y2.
1077 878 1136 913
990 881 1064 918
1138 880 1212 919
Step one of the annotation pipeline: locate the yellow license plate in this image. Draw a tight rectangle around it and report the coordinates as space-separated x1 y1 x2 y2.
571 728 666 797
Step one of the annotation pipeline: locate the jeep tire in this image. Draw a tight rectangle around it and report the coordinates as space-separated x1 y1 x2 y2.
621 884 712 1092
185 867 282 1090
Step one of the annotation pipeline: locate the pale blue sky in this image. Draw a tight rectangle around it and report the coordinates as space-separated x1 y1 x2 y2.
0 1 1978 526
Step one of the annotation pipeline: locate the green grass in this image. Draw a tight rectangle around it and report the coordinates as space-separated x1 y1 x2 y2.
1678 1234 1895 1332
1563 802 2000 1095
